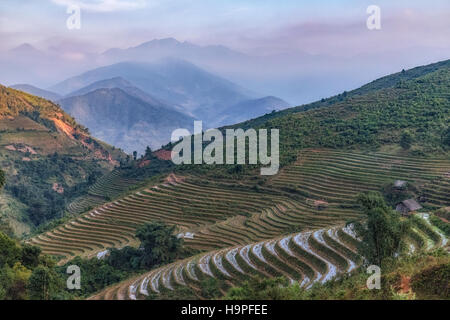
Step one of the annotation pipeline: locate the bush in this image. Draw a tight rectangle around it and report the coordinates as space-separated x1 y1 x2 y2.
429 215 450 237
411 263 450 299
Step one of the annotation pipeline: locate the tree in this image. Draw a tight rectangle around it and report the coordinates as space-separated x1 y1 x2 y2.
400 132 413 150
27 265 63 300
136 222 182 268
226 276 290 300
0 262 32 300
0 169 5 189
0 232 21 267
145 146 152 158
356 191 388 211
107 247 141 271
355 192 411 267
21 244 41 269
442 127 450 147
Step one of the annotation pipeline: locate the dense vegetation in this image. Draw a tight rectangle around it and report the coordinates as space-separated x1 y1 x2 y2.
354 192 411 267
166 60 449 179
0 231 67 300
58 221 197 298
0 221 194 299
5 153 104 226
0 84 126 236
230 60 450 167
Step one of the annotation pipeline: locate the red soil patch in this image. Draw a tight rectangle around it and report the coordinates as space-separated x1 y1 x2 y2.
5 144 37 154
399 275 411 294
52 183 64 194
314 200 329 207
138 159 151 168
17 145 37 154
0 116 15 120
52 117 75 137
165 173 185 185
154 149 172 161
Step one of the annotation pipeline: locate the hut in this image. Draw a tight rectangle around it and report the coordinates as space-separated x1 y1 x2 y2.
396 199 422 216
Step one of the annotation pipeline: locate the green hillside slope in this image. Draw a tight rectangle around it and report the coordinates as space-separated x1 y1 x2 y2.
0 85 127 237
233 60 449 166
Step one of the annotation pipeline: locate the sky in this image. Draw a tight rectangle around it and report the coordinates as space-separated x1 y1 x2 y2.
0 0 449 56
0 0 449 104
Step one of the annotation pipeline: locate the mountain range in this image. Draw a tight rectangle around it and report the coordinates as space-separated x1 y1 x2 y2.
2 38 447 105
58 87 194 153
12 58 289 152
49 58 257 120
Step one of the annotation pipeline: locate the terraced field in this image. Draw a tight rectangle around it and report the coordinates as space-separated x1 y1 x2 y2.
29 176 287 260
67 169 142 214
270 149 450 207
89 216 448 300
29 150 450 264
422 174 450 208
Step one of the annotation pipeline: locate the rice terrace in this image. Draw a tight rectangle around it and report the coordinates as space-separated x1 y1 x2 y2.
0 0 449 308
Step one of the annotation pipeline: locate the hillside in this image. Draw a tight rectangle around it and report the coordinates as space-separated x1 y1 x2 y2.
217 96 290 125
90 216 448 300
9 84 61 101
26 59 450 300
228 59 450 166
0 85 126 236
59 87 195 153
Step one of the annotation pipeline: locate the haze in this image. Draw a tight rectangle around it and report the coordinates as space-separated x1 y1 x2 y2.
0 0 449 104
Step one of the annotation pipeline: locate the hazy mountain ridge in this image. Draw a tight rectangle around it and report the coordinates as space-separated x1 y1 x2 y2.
63 77 176 110
59 87 195 153
49 59 257 126
12 59 291 152
9 84 61 101
217 96 290 125
50 58 290 130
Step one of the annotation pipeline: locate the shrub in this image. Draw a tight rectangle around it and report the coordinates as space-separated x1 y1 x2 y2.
411 263 450 299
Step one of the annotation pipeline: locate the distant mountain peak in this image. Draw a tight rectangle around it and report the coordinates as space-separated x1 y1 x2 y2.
58 85 195 153
9 43 41 55
136 37 181 49
11 43 35 50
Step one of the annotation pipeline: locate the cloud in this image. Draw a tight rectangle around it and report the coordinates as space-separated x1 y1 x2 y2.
51 0 148 12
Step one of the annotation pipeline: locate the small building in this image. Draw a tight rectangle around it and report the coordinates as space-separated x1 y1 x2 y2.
394 180 407 189
396 199 422 216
